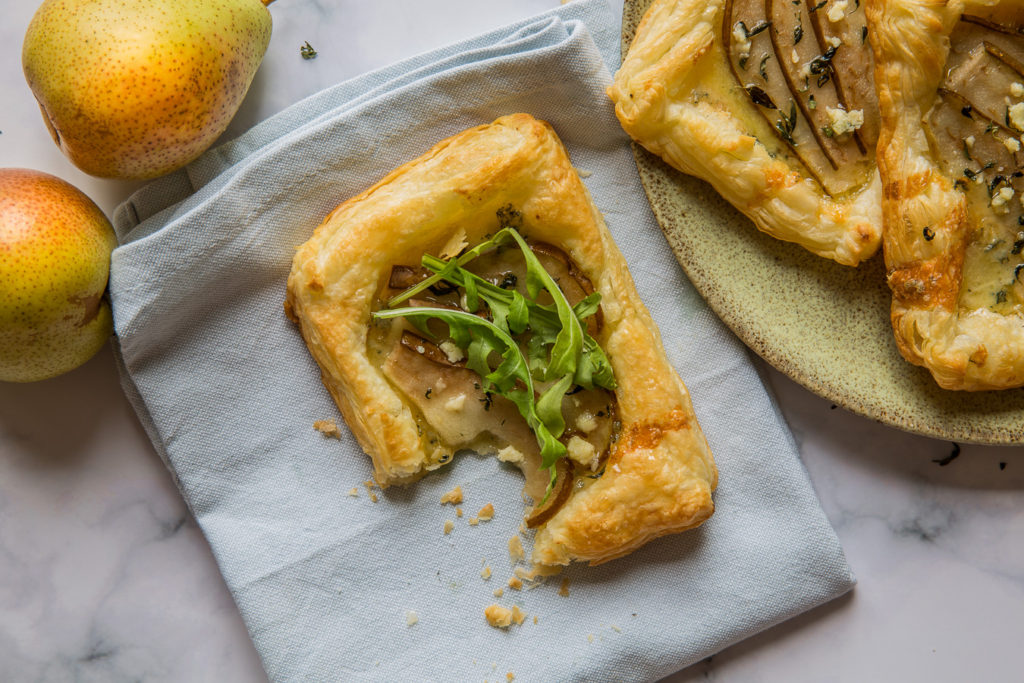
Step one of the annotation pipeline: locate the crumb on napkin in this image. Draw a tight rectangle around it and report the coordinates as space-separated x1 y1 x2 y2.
477 503 494 521
484 604 513 628
313 419 341 438
508 536 524 562
440 485 463 505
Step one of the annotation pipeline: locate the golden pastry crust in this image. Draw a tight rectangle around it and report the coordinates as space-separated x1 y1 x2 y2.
285 113 717 566
868 0 1024 390
609 0 883 266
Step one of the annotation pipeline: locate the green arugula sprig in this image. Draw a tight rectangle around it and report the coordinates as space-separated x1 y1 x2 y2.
375 225 616 492
374 306 571 473
388 228 616 390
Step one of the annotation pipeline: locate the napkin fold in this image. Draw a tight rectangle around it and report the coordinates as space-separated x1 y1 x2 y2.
110 1 854 681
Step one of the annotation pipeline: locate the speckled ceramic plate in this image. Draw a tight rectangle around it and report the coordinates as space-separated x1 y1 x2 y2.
620 0 1024 444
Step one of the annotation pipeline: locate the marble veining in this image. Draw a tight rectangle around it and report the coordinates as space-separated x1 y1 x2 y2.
2 1 1023 682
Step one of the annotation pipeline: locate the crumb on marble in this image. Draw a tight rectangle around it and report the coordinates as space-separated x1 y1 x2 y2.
313 419 341 438
441 485 463 505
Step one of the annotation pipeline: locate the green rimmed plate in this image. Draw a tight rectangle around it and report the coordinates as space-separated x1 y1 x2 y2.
620 0 1024 443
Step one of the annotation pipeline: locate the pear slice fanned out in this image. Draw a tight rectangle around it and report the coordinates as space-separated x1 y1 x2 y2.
723 0 878 196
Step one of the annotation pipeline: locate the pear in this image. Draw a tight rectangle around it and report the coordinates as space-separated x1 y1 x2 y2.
0 169 117 382
22 0 274 180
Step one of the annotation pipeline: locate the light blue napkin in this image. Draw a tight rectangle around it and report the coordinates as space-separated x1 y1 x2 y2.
109 1 854 681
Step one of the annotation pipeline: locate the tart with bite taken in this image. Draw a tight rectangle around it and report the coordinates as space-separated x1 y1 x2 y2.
285 113 717 566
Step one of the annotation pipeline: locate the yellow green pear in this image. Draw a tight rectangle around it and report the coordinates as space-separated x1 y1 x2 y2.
0 169 117 382
22 0 275 180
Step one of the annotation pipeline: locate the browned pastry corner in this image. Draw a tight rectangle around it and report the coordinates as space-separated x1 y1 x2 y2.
285 113 717 566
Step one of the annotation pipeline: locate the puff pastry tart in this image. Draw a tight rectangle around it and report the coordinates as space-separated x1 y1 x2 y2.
285 114 717 566
609 0 884 266
868 0 1024 389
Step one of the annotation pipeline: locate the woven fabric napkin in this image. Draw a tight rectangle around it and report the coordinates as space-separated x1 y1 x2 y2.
109 1 854 680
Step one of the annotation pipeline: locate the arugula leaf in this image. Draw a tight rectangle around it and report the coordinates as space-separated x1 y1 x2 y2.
379 223 617 497
417 229 615 390
372 306 567 468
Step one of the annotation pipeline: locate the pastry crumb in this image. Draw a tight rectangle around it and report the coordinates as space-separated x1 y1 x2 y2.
484 604 513 628
532 615 538 625
513 566 546 589
511 605 526 625
481 565 492 580
477 503 494 521
469 517 479 526
456 507 463 518
493 587 504 598
507 576 523 591
313 419 341 438
369 492 379 503
347 487 359 497
508 536 524 562
440 485 463 505
610 624 621 633
496 445 525 464
587 633 595 643
558 577 571 598
444 520 455 535
507 673 516 682
406 610 418 626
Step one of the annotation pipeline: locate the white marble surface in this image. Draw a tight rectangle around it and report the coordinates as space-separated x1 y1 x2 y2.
1 1 1022 681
